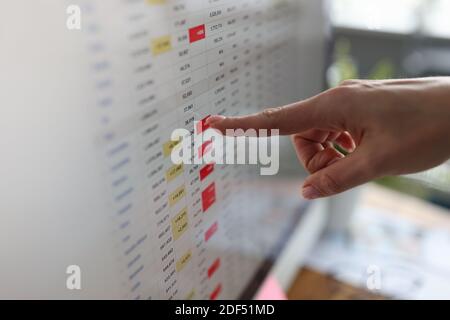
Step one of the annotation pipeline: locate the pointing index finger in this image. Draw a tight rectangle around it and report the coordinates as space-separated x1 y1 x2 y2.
206 98 325 135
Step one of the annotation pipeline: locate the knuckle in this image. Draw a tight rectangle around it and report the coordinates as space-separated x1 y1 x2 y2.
328 85 363 114
334 84 357 99
340 79 361 86
261 106 283 126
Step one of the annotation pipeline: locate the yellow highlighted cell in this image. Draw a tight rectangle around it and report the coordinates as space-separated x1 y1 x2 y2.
176 250 192 272
166 164 184 182
151 35 172 56
171 207 188 240
147 0 166 4
169 185 186 207
163 139 181 157
186 289 196 300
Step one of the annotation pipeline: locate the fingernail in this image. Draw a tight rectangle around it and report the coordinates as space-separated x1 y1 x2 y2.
206 115 226 126
302 185 321 200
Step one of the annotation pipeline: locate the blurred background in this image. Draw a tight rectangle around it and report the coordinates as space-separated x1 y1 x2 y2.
288 0 450 300
326 0 450 208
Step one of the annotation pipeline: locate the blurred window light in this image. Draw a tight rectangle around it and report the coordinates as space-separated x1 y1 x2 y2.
329 0 424 34
422 0 450 38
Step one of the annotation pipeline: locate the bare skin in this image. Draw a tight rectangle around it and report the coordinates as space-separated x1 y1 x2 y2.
206 78 450 199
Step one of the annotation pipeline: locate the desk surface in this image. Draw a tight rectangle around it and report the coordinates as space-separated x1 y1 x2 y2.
288 267 385 300
287 184 450 300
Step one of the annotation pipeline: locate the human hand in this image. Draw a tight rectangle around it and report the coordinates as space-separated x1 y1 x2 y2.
206 78 450 199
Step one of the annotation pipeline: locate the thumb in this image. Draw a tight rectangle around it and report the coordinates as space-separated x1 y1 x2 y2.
301 149 377 199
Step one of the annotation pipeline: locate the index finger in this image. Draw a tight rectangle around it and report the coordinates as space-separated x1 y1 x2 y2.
206 88 346 135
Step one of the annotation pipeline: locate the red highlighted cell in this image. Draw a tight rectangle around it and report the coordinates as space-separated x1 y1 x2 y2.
198 140 213 159
200 163 215 181
196 115 211 134
205 221 218 242
201 182 216 212
210 283 222 300
208 258 221 278
189 24 206 43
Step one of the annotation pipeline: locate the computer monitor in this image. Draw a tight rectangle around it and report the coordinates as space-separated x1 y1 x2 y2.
0 0 327 299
